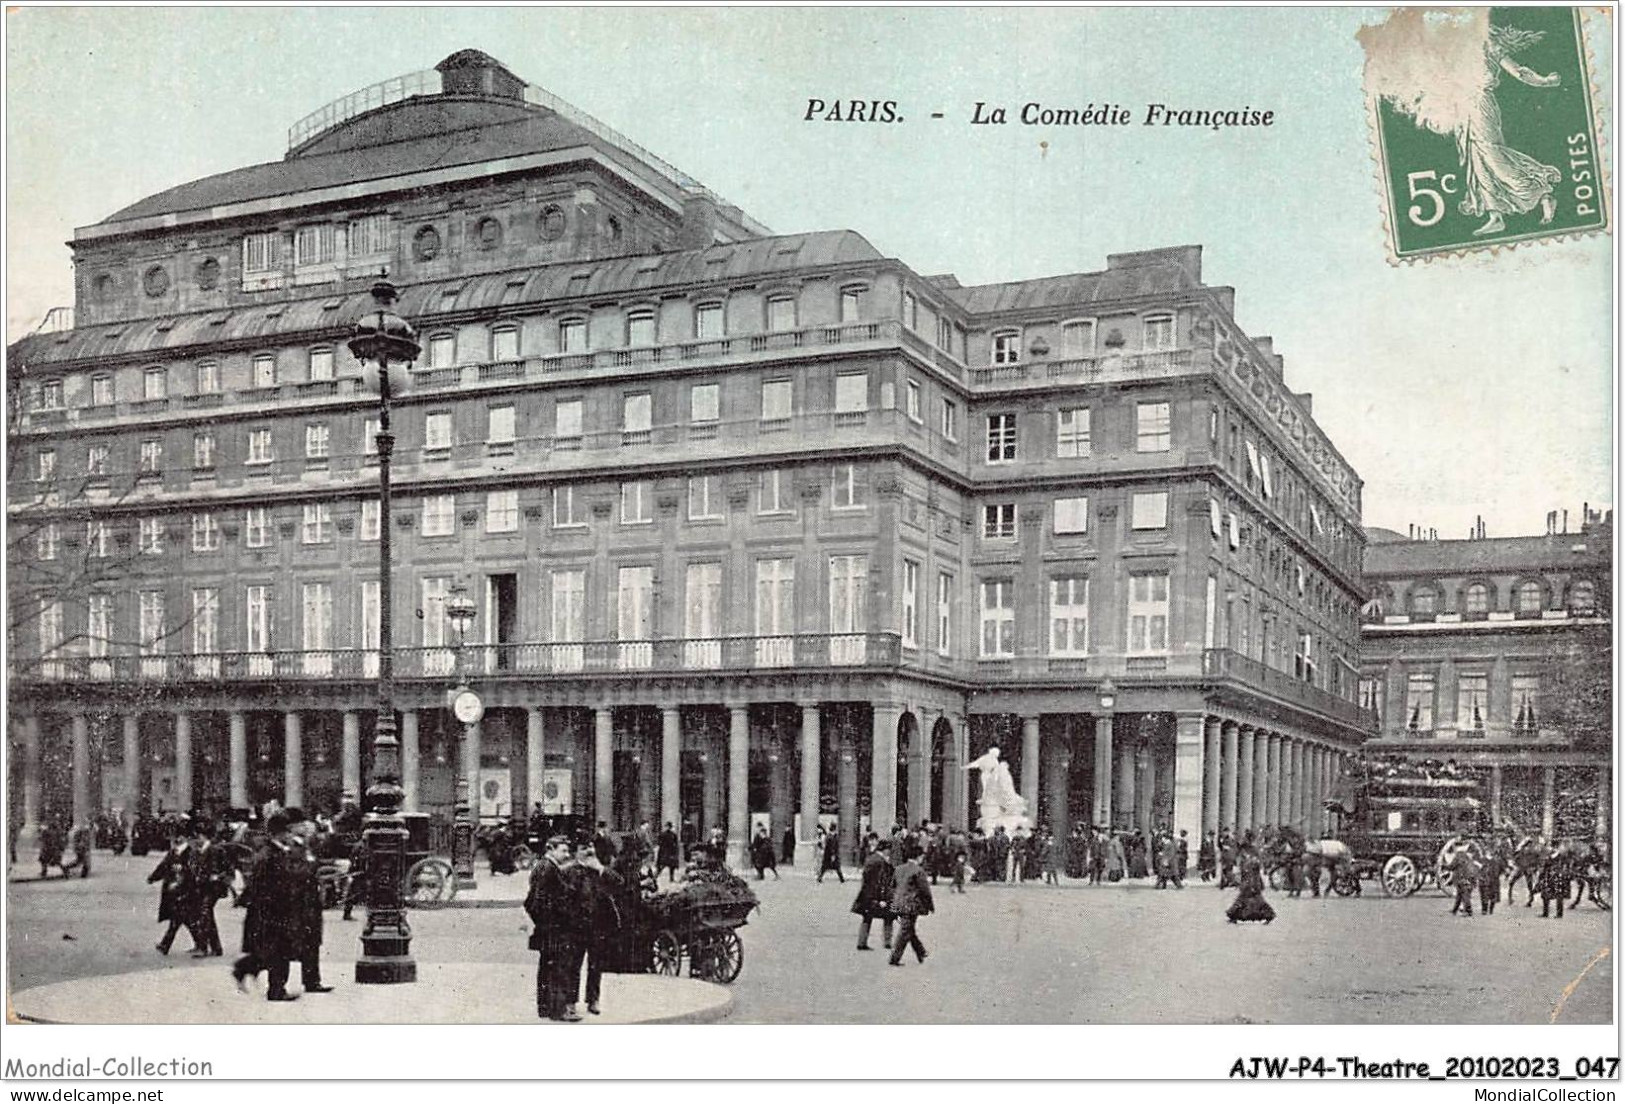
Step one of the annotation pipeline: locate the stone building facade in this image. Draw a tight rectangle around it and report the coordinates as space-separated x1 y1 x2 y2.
7 51 1371 864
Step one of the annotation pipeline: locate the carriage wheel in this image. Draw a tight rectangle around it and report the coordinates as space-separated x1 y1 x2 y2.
651 930 683 976
406 858 452 905
1435 838 1473 897
1381 854 1419 897
513 844 536 871
1331 871 1359 897
694 930 743 984
1592 872 1612 911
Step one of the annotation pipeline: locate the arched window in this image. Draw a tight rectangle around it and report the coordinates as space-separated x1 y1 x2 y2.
1462 582 1490 618
1569 580 1597 615
1409 586 1437 619
1514 580 1544 616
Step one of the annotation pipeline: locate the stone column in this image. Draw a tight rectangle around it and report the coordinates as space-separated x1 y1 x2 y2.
727 704 749 867
837 734 858 860
1021 715 1041 824
871 704 899 833
463 720 483 821
71 714 92 828
1093 715 1114 830
1202 717 1221 836
1045 731 1070 840
1251 727 1269 829
660 706 682 832
1115 730 1137 831
283 712 303 808
1262 733 1279 829
1489 764 1503 828
1135 742 1154 836
173 712 192 813
228 712 248 809
1310 747 1325 835
798 703 821 859
1236 727 1256 832
1303 745 1318 835
943 715 967 831
17 716 41 834
1595 766 1609 838
701 737 722 838
401 710 420 813
122 714 141 820
1219 721 1238 832
1173 712 1205 843
523 708 544 819
341 711 361 802
908 713 932 829
1541 767 1557 840
594 707 614 828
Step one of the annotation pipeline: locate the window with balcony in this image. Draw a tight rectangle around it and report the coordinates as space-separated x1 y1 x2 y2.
1136 401 1171 451
831 464 864 510
941 399 958 441
421 494 455 537
1051 576 1089 656
1061 319 1096 358
245 584 272 659
420 577 450 655
901 559 919 648
1515 580 1545 616
190 432 215 471
904 379 922 423
622 392 652 442
244 507 269 548
758 469 791 514
91 375 114 405
550 570 586 668
361 500 379 541
1406 673 1436 732
1131 491 1168 530
755 558 796 666
558 318 588 354
308 347 334 382
554 398 583 445
300 582 334 674
689 475 723 520
137 591 164 663
937 572 954 657
839 286 863 324
487 405 516 447
983 503 1017 539
617 565 655 669
486 490 519 534
192 512 221 552
979 579 1014 658
428 333 455 368
553 485 583 528
694 302 724 340
305 423 330 460
626 311 656 347
144 366 167 400
1056 407 1091 458
1127 574 1170 655
829 555 869 663
139 517 164 555
302 502 333 544
1054 496 1089 535
486 325 519 363
251 356 275 390
1456 673 1487 732
35 522 58 562
986 413 1017 463
767 295 797 333
424 412 452 452
1142 313 1175 351
138 439 161 475
86 594 114 670
1511 675 1540 732
991 330 1021 366
762 379 793 424
835 373 868 417
621 481 651 524
691 383 720 426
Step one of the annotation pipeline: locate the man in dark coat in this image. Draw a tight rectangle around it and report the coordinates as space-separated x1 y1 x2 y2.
1198 831 1217 882
1539 847 1572 919
525 835 579 1021
233 811 305 1000
988 827 1010 883
888 843 935 966
1218 830 1239 888
150 835 199 955
1448 845 1479 917
656 822 681 883
1477 840 1505 916
565 839 621 1016
285 811 333 993
853 840 896 950
818 827 845 883
750 827 779 880
781 825 796 867
1088 828 1107 885
188 827 230 956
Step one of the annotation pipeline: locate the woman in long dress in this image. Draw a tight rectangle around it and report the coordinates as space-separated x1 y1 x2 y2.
1226 847 1276 924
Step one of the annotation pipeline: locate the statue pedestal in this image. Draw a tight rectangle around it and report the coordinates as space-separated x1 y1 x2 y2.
978 807 1031 835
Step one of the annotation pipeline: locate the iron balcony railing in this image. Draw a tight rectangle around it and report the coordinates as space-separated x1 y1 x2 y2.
1201 647 1368 728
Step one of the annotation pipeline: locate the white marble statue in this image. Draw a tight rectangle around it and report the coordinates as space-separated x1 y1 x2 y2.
964 746 1031 834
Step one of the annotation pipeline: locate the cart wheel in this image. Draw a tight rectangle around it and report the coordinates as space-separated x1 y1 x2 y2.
708 930 743 984
1267 866 1284 891
1331 871 1359 897
1435 837 1473 897
1592 872 1612 911
406 858 452 905
513 845 536 871
651 930 683 976
1381 854 1419 897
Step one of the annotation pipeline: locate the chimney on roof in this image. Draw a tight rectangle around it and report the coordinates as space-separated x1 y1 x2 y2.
676 192 719 250
1563 509 1569 534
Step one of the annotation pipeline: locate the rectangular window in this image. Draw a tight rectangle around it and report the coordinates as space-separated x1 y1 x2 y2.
486 490 518 534
1056 407 1091 458
360 499 380 541
1136 401 1172 451
1062 320 1096 358
421 577 450 649
86 444 109 477
766 296 796 333
144 367 167 400
690 383 720 424
487 405 516 445
979 580 1015 658
554 398 583 442
139 517 164 555
88 594 113 660
424 412 452 451
348 214 389 257
428 334 455 368
39 380 63 409
193 432 216 469
839 287 862 324
91 375 114 405
308 348 334 382
295 224 336 267
1511 675 1541 731
86 518 111 558
937 572 954 657
492 327 520 362
138 591 165 656
1406 674 1436 732
829 555 869 664
553 485 582 527
559 318 589 354
36 448 57 481
688 475 722 520
551 570 586 670
626 312 656 347
761 379 792 422
363 417 380 456
1359 677 1385 724
940 399 958 441
755 558 796 666
1143 315 1175 351
905 379 922 422
1205 575 1218 649
421 494 455 536
1456 673 1488 731
35 522 59 561
684 562 723 667
986 413 1017 463
694 303 724 340
302 581 334 653
192 588 219 658
834 373 868 414
1131 491 1169 530
38 599 64 669
192 512 221 552
245 585 272 655
1054 496 1089 535
244 507 269 548
621 480 651 524
305 423 330 460
831 464 862 509
242 231 279 274
251 356 275 389
1127 574 1170 655
983 503 1017 539
1051 576 1089 656
617 565 654 669
902 291 919 331
360 580 381 668
622 392 652 437
991 331 1021 366
901 559 919 648
302 502 333 544
758 469 790 514
138 439 161 473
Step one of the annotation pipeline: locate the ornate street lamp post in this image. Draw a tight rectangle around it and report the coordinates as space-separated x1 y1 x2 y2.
445 581 480 891
349 281 419 985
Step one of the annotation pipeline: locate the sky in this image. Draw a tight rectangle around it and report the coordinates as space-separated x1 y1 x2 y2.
4 6 1614 541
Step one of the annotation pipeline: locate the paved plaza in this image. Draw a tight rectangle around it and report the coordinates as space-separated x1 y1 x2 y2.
6 852 1612 1025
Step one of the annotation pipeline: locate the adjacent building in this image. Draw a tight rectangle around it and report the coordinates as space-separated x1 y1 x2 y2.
1359 512 1612 839
7 51 1371 864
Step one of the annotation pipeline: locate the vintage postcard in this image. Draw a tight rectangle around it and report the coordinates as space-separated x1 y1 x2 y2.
2 4 1615 1088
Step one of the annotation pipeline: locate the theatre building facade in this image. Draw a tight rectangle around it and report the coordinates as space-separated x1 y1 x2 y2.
7 51 1372 864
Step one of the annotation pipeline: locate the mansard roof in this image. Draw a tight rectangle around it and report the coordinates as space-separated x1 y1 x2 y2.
1363 531 1611 578
950 258 1202 314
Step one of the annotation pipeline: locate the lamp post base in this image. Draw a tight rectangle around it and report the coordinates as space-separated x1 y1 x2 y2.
355 955 417 985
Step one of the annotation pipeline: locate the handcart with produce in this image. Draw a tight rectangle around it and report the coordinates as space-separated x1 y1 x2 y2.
631 855 759 984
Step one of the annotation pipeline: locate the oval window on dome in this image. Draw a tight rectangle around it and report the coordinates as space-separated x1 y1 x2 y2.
143 266 170 298
538 205 567 242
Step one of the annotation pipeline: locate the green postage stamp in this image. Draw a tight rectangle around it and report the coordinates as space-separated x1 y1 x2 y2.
1360 7 1608 259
